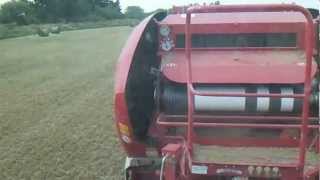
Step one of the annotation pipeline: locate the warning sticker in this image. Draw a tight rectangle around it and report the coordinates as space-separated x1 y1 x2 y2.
191 165 208 175
119 122 130 136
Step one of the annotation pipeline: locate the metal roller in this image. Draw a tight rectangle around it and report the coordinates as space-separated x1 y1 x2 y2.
160 84 316 115
194 86 246 112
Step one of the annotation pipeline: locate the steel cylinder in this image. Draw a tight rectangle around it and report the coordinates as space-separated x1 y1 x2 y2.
160 84 317 115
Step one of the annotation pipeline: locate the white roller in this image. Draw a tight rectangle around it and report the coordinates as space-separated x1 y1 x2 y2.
257 87 270 112
280 87 294 112
194 87 246 112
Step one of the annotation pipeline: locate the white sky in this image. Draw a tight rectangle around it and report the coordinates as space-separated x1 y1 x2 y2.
120 0 320 12
0 0 319 12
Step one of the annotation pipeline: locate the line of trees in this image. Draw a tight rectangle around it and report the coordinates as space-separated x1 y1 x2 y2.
0 0 147 25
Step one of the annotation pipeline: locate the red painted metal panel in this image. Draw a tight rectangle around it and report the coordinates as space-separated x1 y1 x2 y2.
114 14 161 156
192 163 303 180
161 11 307 49
162 50 317 84
161 12 306 25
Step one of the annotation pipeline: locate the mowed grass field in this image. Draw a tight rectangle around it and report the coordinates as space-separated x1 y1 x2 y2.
0 27 132 180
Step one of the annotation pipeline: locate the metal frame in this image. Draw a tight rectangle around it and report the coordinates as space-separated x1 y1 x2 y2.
156 4 320 180
184 4 315 169
152 4 320 179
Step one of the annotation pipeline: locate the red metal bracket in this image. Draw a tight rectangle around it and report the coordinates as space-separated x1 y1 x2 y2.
161 144 184 180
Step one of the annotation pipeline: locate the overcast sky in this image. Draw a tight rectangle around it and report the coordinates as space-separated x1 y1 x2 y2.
121 0 320 12
0 0 319 12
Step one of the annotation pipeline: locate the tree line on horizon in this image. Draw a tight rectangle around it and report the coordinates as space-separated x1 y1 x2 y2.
0 0 147 25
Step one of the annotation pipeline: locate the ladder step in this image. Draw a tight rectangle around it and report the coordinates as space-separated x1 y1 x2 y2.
193 145 318 167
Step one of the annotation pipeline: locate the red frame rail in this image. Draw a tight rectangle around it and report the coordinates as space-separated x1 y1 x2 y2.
183 4 315 169
158 114 319 122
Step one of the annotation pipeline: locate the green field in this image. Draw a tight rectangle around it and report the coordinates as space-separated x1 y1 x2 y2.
0 27 132 180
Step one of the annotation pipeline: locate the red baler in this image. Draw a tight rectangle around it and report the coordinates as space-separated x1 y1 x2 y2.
114 4 320 180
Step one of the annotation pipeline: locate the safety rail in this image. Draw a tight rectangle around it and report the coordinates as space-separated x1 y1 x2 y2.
183 4 315 170
158 114 319 122
189 85 305 98
157 119 320 129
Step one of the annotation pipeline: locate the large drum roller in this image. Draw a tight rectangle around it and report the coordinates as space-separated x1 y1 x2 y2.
160 83 318 115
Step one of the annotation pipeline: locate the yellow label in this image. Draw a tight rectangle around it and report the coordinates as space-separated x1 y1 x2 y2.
119 122 130 136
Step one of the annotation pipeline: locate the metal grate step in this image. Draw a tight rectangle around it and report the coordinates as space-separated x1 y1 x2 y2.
193 145 319 169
